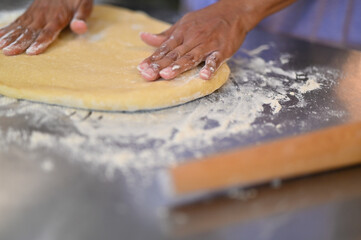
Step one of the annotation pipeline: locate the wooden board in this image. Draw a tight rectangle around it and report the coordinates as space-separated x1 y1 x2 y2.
168 121 361 196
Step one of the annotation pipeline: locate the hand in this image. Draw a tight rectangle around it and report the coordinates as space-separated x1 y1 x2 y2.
138 1 248 81
0 0 93 56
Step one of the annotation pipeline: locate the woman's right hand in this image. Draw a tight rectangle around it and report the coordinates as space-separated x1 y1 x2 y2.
0 0 93 56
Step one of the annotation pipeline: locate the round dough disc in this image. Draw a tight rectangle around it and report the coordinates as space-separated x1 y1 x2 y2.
0 5 230 111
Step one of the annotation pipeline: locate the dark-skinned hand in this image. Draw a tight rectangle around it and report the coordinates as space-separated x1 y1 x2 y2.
138 1 247 80
0 0 93 56
0 0 296 81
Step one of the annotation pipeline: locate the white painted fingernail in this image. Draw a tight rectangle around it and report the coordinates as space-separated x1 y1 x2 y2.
150 63 160 71
140 32 152 37
3 44 14 52
26 42 49 55
160 67 172 75
200 68 211 79
160 67 176 79
137 62 149 71
26 44 39 55
141 68 157 80
72 18 85 23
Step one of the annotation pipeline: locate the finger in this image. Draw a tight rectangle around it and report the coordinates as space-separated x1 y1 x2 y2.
0 21 20 38
0 26 24 49
70 0 93 35
26 25 61 55
140 32 167 48
0 29 6 38
140 25 176 47
139 62 161 81
143 43 194 76
0 25 13 38
2 28 38 56
199 51 225 80
70 19 88 35
138 27 179 71
139 36 183 81
159 47 205 80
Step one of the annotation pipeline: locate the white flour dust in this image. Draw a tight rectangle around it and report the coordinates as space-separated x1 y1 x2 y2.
0 11 341 179
0 43 339 179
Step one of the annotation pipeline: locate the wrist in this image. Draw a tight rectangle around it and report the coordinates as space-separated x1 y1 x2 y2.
217 0 296 32
215 0 262 33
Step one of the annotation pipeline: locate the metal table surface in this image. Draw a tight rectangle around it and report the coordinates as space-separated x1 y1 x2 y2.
1 2 361 240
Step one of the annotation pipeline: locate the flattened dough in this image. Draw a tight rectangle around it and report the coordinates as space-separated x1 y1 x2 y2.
0 5 230 111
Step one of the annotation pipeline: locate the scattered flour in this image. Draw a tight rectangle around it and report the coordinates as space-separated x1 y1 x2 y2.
247 44 270 56
85 31 105 42
41 160 55 172
0 43 340 181
131 24 143 30
0 10 342 182
296 76 322 93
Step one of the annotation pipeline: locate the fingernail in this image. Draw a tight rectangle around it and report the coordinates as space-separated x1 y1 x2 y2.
200 68 211 80
72 18 85 24
137 62 149 71
2 45 15 54
26 44 38 55
140 32 151 37
141 32 158 39
141 68 156 80
159 67 173 79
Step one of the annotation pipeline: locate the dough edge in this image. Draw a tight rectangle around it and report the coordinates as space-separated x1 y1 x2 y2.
0 5 230 112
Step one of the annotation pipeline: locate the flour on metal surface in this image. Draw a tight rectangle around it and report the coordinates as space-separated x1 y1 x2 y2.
0 11 342 181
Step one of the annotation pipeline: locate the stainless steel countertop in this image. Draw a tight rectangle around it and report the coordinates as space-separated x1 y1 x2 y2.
1 2 361 240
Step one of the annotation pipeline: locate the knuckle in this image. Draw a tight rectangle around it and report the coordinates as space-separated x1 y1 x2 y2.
159 43 170 52
4 32 19 41
56 9 71 23
151 52 163 61
150 62 160 71
41 28 53 36
165 51 179 61
152 45 170 60
39 28 57 40
183 53 196 61
14 17 24 25
171 33 183 44
180 42 194 52
25 28 36 36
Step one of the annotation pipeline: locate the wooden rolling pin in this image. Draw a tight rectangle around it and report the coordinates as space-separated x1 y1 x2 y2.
167 121 361 197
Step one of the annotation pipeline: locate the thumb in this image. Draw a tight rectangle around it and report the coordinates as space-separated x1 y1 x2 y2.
140 32 167 47
140 25 176 47
70 0 93 35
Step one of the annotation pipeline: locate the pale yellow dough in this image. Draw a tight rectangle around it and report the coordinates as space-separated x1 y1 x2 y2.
0 5 230 111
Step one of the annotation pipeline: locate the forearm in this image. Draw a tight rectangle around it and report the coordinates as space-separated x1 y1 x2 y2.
138 0 298 81
218 0 297 32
